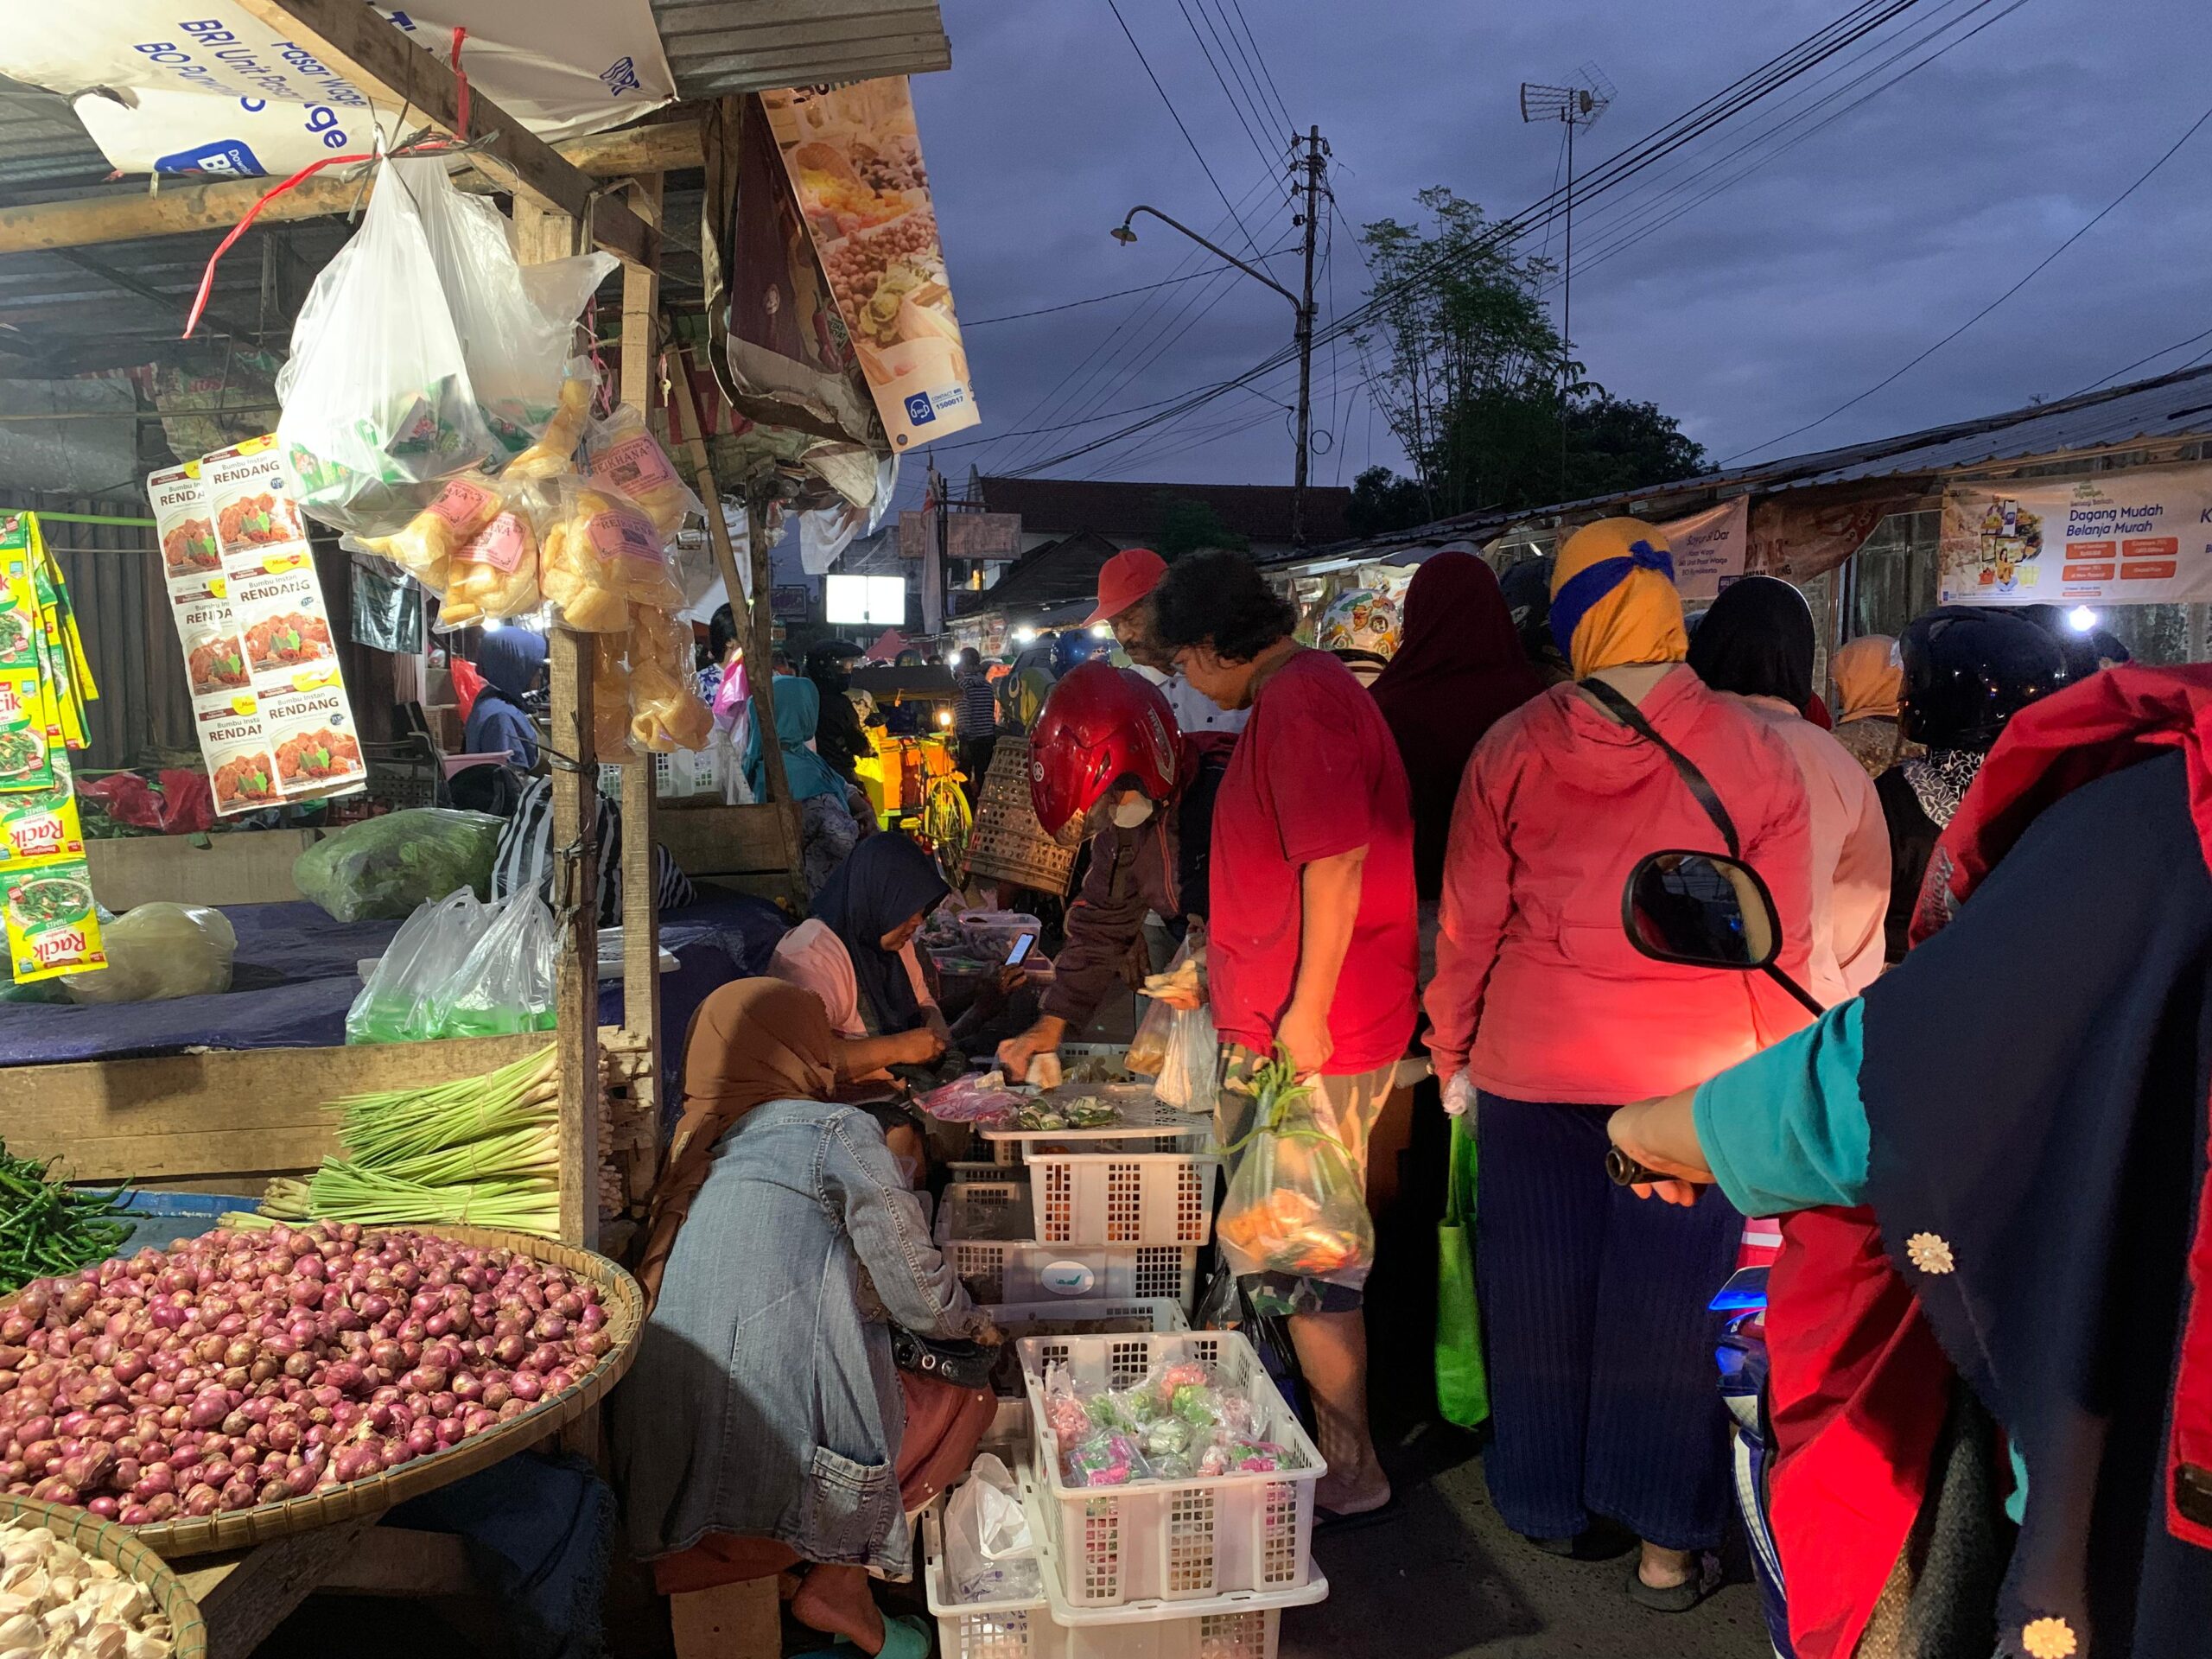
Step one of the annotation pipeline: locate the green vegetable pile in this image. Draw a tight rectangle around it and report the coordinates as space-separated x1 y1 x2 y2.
293 807 506 922
0 1141 133 1296
1015 1096 1119 1131
263 1045 561 1236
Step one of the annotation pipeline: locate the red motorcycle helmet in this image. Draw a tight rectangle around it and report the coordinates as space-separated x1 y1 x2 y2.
1028 663 1181 837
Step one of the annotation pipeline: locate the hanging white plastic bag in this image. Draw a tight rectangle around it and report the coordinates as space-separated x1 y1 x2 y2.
402 157 616 454
346 887 486 1044
428 885 557 1039
943 1453 1039 1604
276 156 494 534
1154 998 1218 1115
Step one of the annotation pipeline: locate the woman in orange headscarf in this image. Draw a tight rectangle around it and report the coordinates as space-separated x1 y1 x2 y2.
1826 633 1918 779
1425 518 1816 1608
615 980 995 1659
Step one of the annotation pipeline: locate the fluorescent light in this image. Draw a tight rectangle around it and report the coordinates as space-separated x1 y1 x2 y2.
1090 623 1113 639
1011 626 1037 645
481 617 505 632
824 574 869 625
2066 605 2099 633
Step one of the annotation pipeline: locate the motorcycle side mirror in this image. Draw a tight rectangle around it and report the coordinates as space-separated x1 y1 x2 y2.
1621 850 1825 1016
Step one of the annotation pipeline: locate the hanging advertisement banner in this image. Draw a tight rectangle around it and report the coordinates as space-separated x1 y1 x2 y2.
1939 462 2212 606
1660 497 1749 602
759 79 980 451
0 3 674 178
148 442 367 817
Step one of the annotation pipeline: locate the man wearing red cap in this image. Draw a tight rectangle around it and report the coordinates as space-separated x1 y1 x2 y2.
1087 548 1248 736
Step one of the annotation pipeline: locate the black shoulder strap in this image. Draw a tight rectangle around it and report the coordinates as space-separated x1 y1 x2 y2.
1578 677 1741 859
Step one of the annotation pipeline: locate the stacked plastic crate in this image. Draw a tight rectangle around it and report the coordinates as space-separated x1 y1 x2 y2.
925 1329 1331 1658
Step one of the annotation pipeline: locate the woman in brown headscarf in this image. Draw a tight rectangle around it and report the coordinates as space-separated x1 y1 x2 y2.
613 980 995 1659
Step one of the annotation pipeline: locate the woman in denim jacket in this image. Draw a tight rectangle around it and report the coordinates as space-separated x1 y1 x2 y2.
614 978 996 1658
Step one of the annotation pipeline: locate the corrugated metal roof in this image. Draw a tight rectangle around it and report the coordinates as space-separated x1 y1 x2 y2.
1308 362 2212 563
651 0 950 99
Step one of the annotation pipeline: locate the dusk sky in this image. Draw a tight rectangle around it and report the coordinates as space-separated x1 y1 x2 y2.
896 0 2212 514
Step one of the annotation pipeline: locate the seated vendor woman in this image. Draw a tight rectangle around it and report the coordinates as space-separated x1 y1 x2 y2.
613 979 998 1659
771 832 1017 1074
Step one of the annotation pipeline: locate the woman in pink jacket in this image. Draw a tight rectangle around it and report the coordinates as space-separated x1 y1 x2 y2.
1425 519 1815 1609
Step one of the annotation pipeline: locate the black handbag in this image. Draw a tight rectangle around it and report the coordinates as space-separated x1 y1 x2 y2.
889 1324 997 1390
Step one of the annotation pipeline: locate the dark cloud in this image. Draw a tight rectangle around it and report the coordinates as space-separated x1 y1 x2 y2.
901 0 2211 507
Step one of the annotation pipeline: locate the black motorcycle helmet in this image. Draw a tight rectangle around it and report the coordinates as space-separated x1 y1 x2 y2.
1897 607 2067 750
2011 603 2103 683
805 639 862 690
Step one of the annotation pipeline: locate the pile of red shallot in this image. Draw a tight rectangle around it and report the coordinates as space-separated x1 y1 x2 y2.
0 1224 616 1524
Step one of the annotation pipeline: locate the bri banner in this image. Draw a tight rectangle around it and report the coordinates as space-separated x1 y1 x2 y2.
1940 461 2212 607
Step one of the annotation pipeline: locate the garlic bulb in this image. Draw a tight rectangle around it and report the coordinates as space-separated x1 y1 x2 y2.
0 1526 168 1659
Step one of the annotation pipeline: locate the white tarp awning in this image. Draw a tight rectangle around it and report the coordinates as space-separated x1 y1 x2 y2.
0 4 676 178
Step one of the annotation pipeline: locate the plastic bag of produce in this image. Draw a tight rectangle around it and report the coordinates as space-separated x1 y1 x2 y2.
583 403 702 539
1214 1049 1376 1292
404 156 615 454
296 808 505 922
346 887 485 1044
276 156 494 534
60 902 237 1004
425 884 556 1038
538 474 686 631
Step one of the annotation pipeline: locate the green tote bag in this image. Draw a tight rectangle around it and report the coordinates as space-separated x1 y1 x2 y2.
1435 1112 1491 1428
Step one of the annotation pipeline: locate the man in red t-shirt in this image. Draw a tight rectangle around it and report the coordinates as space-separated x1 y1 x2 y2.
1152 550 1417 1520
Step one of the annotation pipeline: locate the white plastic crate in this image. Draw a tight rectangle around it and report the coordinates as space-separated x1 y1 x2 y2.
945 1179 1038 1242
1026 1151 1219 1247
923 1487 1325 1659
1020 1331 1325 1608
938 1222 1200 1311
985 1300 1189 1444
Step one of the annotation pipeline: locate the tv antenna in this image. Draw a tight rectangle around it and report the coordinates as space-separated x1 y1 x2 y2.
1520 64 1613 490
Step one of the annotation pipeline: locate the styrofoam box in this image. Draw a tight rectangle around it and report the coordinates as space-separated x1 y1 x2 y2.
941 1232 1201 1312
923 1488 1326 1659
984 1300 1188 1444
1027 1151 1219 1247
1020 1331 1325 1608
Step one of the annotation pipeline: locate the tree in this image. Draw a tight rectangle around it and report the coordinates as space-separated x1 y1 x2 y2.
1345 466 1429 537
1355 188 1707 520
1153 493 1249 557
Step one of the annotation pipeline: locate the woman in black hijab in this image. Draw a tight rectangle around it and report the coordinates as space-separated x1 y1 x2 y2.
1686 575 1816 713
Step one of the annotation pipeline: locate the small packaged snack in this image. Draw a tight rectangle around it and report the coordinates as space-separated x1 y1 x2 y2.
584 403 702 539
505 371 595 480
436 504 543 629
626 605 714 753
539 475 683 632
594 633 634 757
353 472 504 594
1065 1430 1146 1489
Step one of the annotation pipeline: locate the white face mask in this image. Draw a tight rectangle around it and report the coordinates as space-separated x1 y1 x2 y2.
1110 797 1155 829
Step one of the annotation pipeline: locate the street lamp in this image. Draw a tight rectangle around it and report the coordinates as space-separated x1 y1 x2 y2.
1113 191 1321 547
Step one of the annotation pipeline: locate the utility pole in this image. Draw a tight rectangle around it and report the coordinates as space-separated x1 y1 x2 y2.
1292 126 1325 550
1520 68 1613 496
1112 130 1325 546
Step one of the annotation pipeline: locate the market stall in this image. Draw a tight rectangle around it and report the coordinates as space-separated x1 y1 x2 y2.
0 3 964 1649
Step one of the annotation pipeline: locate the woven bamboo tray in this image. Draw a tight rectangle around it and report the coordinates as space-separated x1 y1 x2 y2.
121 1226 645 1560
965 739 1077 895
0 1493 208 1659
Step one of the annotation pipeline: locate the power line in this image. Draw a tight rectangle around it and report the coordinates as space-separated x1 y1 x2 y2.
1224 0 1295 134
1203 0 1290 149
1104 0 1268 259
1006 0 1931 480
1725 97 2212 464
2069 326 2212 400
964 265 1268 327
1176 0 1291 200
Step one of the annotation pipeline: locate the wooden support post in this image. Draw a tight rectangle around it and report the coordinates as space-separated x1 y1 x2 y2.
666 349 808 908
228 0 654 265
0 124 703 257
614 175 664 1152
515 196 601 1250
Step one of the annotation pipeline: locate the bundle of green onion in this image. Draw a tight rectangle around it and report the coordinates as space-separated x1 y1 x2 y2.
264 1046 562 1237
